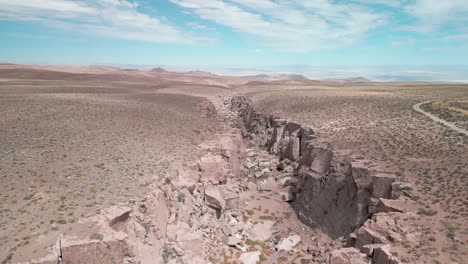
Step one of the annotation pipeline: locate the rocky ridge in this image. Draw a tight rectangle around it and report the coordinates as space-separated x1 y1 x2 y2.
20 95 421 264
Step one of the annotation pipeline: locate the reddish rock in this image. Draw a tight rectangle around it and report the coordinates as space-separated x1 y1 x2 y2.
104 206 132 231
373 244 401 264
377 198 406 213
172 167 200 193
371 173 396 199
328 247 368 264
204 185 225 212
61 238 128 264
198 154 228 184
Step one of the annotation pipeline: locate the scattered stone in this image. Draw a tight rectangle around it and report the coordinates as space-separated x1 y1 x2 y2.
258 161 271 167
260 168 271 175
276 235 301 251
257 178 280 191
245 162 256 169
391 181 412 199
227 236 242 246
250 221 275 242
221 224 232 236
239 251 261 264
280 188 294 202
278 176 292 187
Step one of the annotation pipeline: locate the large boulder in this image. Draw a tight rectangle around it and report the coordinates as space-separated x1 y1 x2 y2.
328 247 368 264
198 154 228 184
61 238 129 264
377 198 406 213
268 119 286 153
292 155 367 239
371 173 396 199
202 128 247 178
300 126 314 155
204 185 225 216
310 146 333 175
138 191 169 239
285 135 301 161
352 212 408 250
104 206 132 231
373 244 401 264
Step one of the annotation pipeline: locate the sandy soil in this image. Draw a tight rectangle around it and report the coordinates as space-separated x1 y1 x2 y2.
0 74 224 261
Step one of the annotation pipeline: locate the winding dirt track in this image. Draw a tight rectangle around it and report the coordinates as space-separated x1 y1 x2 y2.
413 101 468 136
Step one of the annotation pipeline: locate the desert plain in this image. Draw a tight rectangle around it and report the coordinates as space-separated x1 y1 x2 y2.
0 63 467 264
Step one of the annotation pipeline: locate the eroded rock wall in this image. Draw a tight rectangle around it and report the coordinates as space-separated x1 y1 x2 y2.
230 96 397 239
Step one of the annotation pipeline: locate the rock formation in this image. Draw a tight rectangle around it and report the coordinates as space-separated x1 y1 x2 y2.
24 95 415 264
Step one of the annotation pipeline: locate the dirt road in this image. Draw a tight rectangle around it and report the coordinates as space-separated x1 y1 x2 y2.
413 101 468 136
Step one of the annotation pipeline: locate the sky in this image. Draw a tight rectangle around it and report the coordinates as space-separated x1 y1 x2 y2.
0 0 468 81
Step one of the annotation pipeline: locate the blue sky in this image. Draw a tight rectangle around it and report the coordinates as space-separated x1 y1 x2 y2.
0 0 467 70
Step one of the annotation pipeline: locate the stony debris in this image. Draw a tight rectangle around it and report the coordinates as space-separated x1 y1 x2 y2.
276 235 301 251
391 181 413 199
239 251 261 264
227 236 242 246
256 177 281 191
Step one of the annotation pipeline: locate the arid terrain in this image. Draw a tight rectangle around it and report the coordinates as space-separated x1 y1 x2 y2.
0 64 467 264
238 83 468 263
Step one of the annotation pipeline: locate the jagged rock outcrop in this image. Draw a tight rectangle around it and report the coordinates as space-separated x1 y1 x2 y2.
229 95 409 240
27 95 414 264
229 95 413 263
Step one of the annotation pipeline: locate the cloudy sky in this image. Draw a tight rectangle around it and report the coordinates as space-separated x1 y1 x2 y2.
0 0 467 73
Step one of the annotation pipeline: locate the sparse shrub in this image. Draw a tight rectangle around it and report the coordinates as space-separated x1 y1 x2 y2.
162 245 175 264
177 192 185 203
417 208 437 216
90 232 104 241
56 219 67 224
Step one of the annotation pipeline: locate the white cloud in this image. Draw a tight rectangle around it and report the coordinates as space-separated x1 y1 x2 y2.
169 0 385 51
403 0 468 33
1 0 466 51
0 0 209 44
